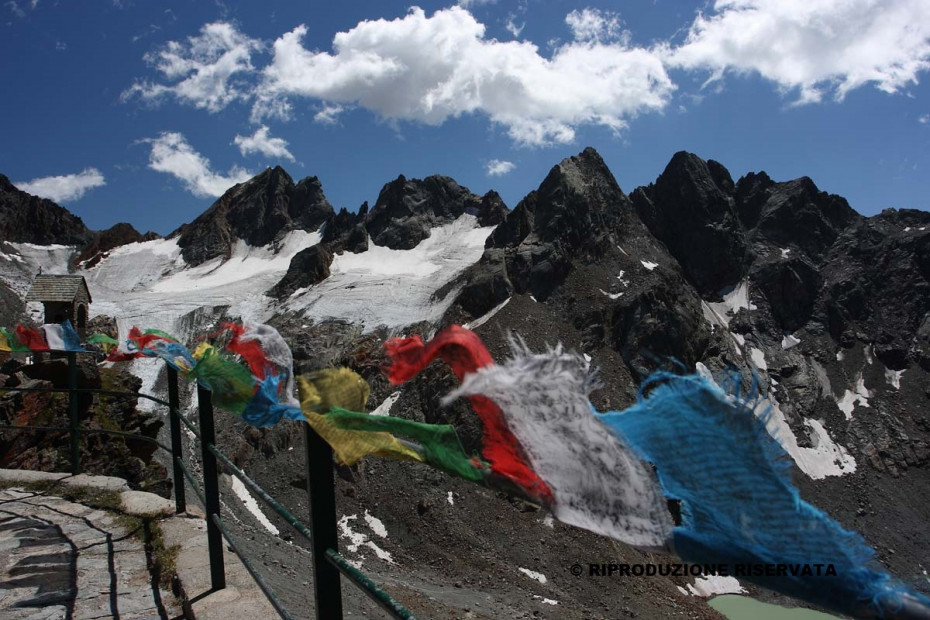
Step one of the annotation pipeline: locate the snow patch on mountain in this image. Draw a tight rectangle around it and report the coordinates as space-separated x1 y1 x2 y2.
836 373 870 419
465 296 511 330
0 242 75 295
286 215 494 331
79 231 319 334
758 395 857 479
702 280 756 328
885 367 904 390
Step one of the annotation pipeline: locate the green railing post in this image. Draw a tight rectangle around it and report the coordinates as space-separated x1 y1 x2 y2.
304 423 343 619
67 351 80 475
197 384 226 590
166 365 186 514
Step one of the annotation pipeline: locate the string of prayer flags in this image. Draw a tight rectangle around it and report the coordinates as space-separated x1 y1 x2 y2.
599 372 930 619
0 322 83 352
443 336 673 551
386 326 553 504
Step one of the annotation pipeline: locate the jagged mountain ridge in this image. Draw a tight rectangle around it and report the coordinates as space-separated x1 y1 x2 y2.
1 148 929 617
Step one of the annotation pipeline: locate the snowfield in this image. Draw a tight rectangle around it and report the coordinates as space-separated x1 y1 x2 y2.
285 215 495 331
1 215 492 337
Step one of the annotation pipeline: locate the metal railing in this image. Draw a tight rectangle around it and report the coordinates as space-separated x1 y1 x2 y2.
0 351 416 619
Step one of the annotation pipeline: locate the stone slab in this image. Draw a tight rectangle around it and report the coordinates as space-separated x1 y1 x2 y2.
62 474 130 493
160 515 276 619
120 490 174 517
0 469 69 484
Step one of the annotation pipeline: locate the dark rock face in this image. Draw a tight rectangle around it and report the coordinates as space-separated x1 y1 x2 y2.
751 256 821 332
631 151 748 296
74 222 161 269
366 175 504 250
0 174 90 245
173 167 334 266
817 208 930 368
271 244 334 298
742 175 861 263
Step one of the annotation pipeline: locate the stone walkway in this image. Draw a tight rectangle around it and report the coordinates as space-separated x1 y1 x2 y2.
0 484 181 619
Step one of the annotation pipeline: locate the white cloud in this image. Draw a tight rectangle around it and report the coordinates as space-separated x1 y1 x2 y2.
565 8 627 44
15 168 105 203
458 0 496 7
314 103 345 125
143 132 253 198
123 21 263 112
505 15 524 38
253 7 673 146
233 125 295 161
670 0 930 103
920 114 929 124
486 159 516 176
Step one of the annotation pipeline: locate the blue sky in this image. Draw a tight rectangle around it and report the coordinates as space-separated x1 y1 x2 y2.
2 0 929 235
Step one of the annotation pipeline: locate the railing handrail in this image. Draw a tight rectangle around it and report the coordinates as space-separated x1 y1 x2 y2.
0 351 416 619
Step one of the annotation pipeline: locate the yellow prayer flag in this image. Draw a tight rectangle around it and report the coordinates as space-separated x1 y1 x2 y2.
297 372 423 466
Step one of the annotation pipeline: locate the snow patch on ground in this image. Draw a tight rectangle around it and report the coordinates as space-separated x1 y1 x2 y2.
363 510 388 538
836 350 845 362
836 373 870 419
542 513 555 528
730 333 745 347
371 392 401 416
782 334 801 349
533 595 558 605
338 514 394 564
885 367 905 390
230 476 279 536
864 344 874 365
616 270 629 287
288 215 494 332
780 248 791 258
519 568 547 584
749 347 767 371
464 296 511 330
447 492 454 506
598 288 623 300
640 260 658 271
687 576 746 597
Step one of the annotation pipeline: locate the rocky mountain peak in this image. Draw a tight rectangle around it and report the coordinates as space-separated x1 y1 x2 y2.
172 166 334 266
632 151 748 296
365 174 505 250
526 147 629 247
0 174 90 245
